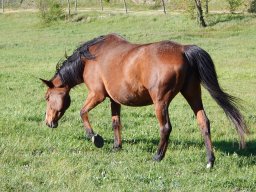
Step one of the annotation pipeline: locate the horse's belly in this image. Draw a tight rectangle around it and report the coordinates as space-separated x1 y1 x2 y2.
108 86 153 106
119 93 153 106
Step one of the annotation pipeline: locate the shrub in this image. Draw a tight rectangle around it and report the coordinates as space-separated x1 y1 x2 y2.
248 0 256 13
37 0 64 24
149 0 162 10
185 0 196 19
226 0 243 13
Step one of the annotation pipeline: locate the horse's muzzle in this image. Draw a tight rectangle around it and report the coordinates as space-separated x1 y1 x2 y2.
46 121 58 128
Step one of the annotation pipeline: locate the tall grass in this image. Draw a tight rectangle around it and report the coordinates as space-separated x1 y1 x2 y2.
0 11 256 191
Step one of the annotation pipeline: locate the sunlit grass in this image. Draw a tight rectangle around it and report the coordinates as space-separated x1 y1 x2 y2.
0 11 256 191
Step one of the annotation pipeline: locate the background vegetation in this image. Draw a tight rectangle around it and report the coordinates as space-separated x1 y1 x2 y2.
1 0 256 12
0 2 256 192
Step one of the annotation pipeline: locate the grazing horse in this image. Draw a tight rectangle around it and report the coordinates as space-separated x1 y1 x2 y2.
41 33 248 168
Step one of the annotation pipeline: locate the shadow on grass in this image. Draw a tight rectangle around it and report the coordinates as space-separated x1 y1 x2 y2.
76 135 256 157
75 135 256 166
207 13 248 27
213 140 256 156
105 137 256 157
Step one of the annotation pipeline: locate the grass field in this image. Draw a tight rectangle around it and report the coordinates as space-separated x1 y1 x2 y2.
0 10 256 191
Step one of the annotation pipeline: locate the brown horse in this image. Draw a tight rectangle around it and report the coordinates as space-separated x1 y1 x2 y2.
41 33 248 168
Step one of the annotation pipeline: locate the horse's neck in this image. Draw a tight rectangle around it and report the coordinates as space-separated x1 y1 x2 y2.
56 59 84 88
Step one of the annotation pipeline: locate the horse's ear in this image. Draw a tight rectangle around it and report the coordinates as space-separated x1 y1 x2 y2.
40 78 54 88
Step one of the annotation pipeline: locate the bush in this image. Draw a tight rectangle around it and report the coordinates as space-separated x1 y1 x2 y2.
185 0 196 19
226 0 243 13
37 0 64 24
149 0 162 10
248 0 256 13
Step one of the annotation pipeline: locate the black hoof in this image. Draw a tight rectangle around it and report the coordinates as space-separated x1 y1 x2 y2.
153 154 164 162
92 134 104 148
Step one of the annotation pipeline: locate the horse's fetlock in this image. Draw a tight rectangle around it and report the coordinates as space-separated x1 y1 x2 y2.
112 119 120 129
113 144 122 151
161 125 171 135
153 153 164 162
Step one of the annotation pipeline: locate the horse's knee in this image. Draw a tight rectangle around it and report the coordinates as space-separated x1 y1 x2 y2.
80 111 84 118
80 108 88 117
160 123 172 137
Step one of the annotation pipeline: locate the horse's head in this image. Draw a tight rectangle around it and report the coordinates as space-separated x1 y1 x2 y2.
41 79 71 128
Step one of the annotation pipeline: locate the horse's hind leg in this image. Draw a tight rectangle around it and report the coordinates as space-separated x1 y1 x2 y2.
181 81 215 168
153 101 172 161
110 99 122 150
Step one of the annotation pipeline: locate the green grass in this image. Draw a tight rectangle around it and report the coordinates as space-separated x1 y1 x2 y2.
0 11 256 191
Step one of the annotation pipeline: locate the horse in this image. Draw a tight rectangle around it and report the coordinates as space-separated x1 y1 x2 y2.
40 33 248 168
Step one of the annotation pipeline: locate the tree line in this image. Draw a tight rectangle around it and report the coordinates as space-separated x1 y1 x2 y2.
1 0 256 27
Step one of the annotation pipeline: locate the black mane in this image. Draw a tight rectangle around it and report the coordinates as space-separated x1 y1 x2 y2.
55 35 106 88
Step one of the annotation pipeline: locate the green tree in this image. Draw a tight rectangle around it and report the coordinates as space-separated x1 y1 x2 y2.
248 0 256 13
1 0 4 13
226 0 242 13
123 0 127 14
162 0 166 14
205 0 209 14
194 0 207 27
67 0 71 17
38 0 64 24
100 0 103 11
75 0 78 13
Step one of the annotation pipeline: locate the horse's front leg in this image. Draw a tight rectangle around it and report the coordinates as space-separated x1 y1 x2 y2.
153 102 172 161
80 91 105 148
110 100 122 150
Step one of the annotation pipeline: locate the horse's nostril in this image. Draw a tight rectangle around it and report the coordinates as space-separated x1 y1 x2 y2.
50 121 58 128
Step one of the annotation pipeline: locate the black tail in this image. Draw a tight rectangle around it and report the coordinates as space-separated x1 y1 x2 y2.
184 45 248 148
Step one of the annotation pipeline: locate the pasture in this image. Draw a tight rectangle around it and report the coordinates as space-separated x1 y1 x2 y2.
0 10 256 191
